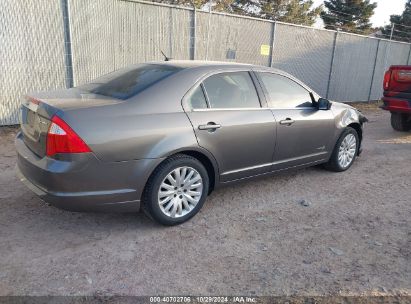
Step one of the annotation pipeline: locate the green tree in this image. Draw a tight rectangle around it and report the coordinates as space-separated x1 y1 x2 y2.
234 0 323 26
380 0 411 42
279 0 323 25
154 0 322 26
152 0 236 12
321 0 377 34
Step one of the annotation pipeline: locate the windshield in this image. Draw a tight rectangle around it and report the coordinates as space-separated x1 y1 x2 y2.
77 64 182 100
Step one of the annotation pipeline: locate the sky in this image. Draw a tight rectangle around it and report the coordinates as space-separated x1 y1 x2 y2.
313 0 407 27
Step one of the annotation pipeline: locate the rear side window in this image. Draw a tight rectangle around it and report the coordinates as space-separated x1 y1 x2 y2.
202 72 260 109
186 86 208 109
78 64 181 100
258 73 313 109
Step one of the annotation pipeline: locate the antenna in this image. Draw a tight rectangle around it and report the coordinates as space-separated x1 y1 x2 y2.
151 38 171 61
160 49 171 61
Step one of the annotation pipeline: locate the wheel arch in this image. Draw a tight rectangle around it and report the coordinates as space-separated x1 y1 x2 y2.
347 122 362 143
347 122 363 155
178 150 218 194
146 147 219 195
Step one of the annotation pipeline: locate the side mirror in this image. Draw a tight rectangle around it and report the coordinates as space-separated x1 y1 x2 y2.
317 98 331 110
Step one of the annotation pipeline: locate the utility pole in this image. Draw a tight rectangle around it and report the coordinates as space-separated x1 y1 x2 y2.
205 0 212 61
190 0 196 60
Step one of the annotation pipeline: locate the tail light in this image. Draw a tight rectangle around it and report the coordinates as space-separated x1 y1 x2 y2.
46 115 91 157
383 70 392 91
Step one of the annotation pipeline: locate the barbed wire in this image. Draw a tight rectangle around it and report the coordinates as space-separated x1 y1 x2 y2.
323 7 411 32
377 33 411 42
325 9 358 17
392 22 411 30
309 7 411 41
191 2 411 42
393 28 411 35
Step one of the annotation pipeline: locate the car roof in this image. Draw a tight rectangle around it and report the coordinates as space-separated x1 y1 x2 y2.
147 59 287 75
143 60 317 95
147 59 276 70
146 60 251 68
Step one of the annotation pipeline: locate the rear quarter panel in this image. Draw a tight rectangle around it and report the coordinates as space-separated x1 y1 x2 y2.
61 104 199 162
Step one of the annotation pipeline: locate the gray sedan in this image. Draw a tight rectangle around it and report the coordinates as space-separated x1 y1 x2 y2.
16 61 367 225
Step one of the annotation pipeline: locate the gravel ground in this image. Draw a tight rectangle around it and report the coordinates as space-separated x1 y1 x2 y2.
0 105 410 297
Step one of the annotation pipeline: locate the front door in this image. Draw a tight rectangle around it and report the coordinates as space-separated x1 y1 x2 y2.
184 71 276 182
256 72 335 170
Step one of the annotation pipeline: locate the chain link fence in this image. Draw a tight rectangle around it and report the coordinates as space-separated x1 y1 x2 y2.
2 0 411 125
0 0 67 125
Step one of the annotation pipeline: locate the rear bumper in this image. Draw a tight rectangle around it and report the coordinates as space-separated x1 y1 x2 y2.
15 132 163 213
381 97 411 114
16 165 140 212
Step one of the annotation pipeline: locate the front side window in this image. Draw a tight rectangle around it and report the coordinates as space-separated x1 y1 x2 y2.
202 72 260 109
78 64 181 100
258 73 313 109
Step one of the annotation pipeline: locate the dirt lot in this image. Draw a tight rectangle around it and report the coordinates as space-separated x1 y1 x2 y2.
0 105 410 297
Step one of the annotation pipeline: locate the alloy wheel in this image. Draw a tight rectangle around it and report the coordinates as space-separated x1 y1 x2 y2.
158 166 203 218
337 133 357 168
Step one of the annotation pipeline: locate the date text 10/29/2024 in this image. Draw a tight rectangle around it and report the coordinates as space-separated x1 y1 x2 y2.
150 296 257 303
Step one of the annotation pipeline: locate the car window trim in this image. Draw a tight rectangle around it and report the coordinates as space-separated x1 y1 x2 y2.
255 71 316 110
200 83 211 108
250 71 268 108
183 83 209 111
201 71 263 110
268 107 317 111
192 107 269 112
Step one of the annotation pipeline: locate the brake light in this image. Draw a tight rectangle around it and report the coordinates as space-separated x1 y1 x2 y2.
46 115 91 157
383 70 392 91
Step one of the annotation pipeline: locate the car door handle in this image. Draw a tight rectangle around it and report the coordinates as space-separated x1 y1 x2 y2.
279 118 295 125
198 122 221 131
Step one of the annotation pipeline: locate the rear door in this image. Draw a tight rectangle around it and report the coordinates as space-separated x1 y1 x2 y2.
183 71 276 182
256 72 335 170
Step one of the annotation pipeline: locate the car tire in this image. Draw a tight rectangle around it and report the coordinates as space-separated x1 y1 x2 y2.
390 113 411 131
142 154 209 226
324 127 359 172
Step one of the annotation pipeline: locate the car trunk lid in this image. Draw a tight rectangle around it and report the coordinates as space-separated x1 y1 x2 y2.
20 88 122 158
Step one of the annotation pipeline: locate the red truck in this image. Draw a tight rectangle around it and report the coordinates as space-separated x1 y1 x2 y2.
382 65 411 131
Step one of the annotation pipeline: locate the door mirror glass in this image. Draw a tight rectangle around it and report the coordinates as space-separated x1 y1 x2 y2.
317 98 331 110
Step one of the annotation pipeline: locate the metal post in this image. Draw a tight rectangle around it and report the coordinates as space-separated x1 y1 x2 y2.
368 39 380 102
269 22 276 67
383 23 394 71
190 6 196 60
169 8 173 59
407 43 411 65
60 0 74 88
205 2 212 61
326 30 338 99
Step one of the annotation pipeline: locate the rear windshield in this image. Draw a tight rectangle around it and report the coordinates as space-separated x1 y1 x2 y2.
77 64 181 99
